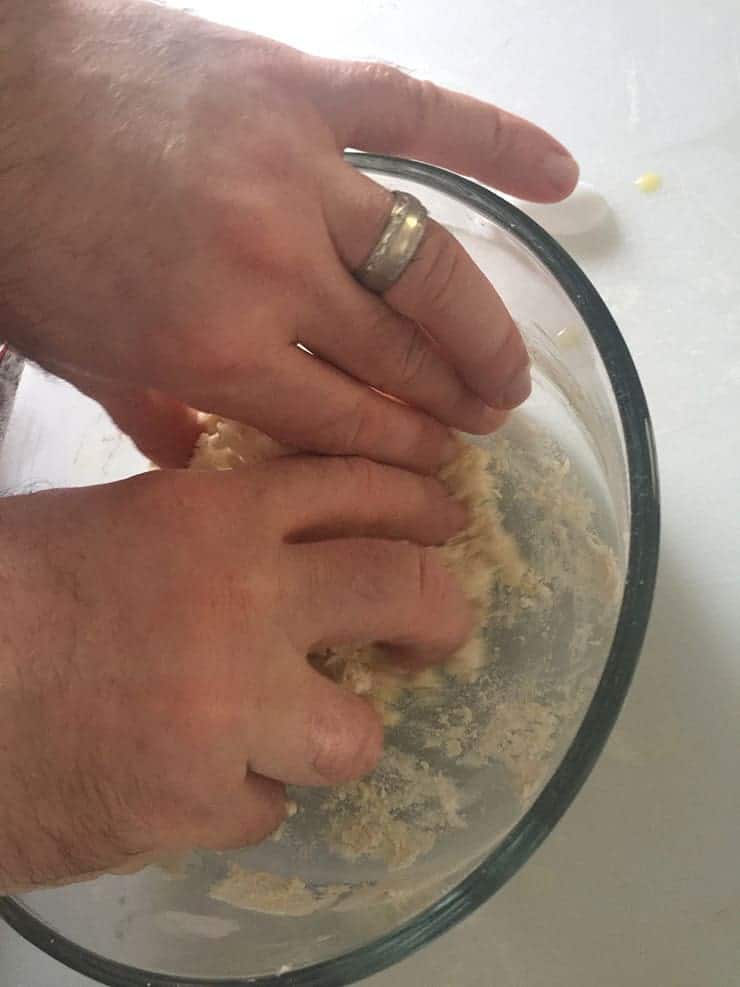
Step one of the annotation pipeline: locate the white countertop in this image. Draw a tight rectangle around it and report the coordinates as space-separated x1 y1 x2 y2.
2 1 739 984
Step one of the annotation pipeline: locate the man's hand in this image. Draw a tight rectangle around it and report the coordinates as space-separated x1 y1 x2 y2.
0 457 470 892
0 0 577 470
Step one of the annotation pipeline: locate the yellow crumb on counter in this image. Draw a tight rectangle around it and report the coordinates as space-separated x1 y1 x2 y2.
634 172 662 193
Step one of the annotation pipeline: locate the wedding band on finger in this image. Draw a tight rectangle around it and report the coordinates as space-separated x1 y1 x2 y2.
354 191 428 294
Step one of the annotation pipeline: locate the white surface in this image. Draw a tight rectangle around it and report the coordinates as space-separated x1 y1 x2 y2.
510 182 611 237
2 1 740 985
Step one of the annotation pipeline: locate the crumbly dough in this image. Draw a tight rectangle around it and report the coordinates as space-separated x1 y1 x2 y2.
191 416 509 704
208 866 349 916
322 746 464 870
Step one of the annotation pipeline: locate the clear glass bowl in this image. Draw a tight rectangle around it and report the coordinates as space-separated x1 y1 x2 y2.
0 154 659 985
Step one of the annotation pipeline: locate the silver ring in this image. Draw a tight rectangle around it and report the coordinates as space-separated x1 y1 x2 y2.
354 191 428 294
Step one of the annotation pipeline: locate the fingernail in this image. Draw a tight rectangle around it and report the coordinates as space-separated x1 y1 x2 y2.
497 366 532 410
543 151 579 196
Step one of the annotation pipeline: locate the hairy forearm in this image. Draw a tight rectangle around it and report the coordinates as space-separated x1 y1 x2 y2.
0 493 70 891
0 0 82 357
0 0 83 195
0 487 134 893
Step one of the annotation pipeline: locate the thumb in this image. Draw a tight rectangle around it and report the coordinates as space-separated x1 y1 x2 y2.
246 659 384 787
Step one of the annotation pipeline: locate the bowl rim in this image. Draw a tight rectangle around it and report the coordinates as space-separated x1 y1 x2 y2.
0 153 660 987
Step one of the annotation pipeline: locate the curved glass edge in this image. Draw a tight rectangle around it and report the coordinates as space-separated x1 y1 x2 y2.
0 154 660 987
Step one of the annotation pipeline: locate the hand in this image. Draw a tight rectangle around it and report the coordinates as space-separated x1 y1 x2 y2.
0 0 578 470
0 457 469 891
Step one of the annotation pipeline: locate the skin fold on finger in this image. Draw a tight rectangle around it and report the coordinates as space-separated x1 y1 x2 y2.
244 659 384 787
261 455 467 545
322 165 531 409
299 55 578 202
284 538 472 661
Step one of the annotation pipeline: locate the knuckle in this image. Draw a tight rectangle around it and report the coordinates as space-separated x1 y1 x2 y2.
357 308 431 394
397 323 433 388
320 399 380 455
411 79 443 139
411 543 432 602
307 394 439 469
307 703 382 783
411 226 464 314
353 62 435 146
356 61 411 97
341 455 384 501
264 454 316 493
413 548 472 650
482 105 508 164
346 540 397 605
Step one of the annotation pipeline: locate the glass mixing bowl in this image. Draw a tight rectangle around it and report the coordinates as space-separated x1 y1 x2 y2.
0 154 659 985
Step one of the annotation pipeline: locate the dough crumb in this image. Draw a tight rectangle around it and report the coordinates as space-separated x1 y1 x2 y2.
209 866 349 916
634 171 662 193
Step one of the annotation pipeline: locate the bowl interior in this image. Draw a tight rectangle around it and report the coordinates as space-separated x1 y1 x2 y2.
1 160 656 986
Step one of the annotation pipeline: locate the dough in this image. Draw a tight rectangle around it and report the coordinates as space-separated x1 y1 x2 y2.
208 866 349 916
190 416 514 707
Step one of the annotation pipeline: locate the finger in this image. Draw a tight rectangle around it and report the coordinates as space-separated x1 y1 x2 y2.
246 662 383 786
285 538 472 660
178 773 288 852
196 345 458 474
263 455 467 545
100 390 202 469
67 374 202 468
304 58 578 202
300 262 508 434
323 167 531 409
